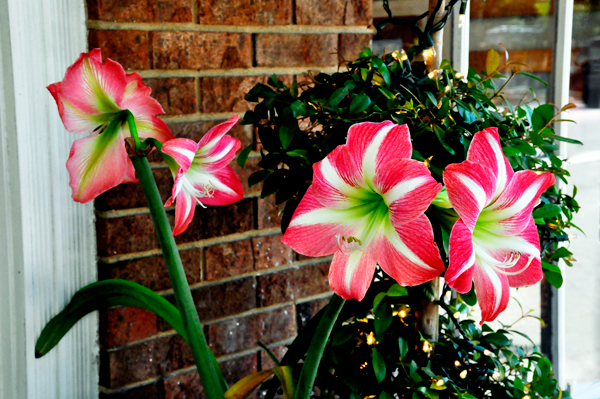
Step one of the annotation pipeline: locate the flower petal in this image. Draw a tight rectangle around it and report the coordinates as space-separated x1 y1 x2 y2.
198 115 241 151
162 138 199 173
195 135 241 172
466 128 514 200
473 263 509 324
473 217 543 287
66 126 128 203
124 115 174 144
282 187 365 257
375 158 442 227
446 218 476 293
58 49 126 116
196 165 244 206
478 170 555 235
311 144 369 209
377 215 445 286
346 121 412 185
172 190 196 236
444 160 497 231
329 246 378 301
121 72 165 117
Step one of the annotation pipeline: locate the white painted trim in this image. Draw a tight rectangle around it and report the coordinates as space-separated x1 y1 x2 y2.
550 0 574 389
0 0 98 398
450 0 470 74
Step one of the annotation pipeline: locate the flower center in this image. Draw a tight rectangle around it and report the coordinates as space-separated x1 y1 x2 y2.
336 235 364 255
477 249 535 276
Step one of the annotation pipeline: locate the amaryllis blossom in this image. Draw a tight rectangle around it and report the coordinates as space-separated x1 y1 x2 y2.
282 121 445 301
161 115 244 236
48 49 173 203
443 128 555 323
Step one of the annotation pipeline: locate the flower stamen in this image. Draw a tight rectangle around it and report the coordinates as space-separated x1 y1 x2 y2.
488 253 535 276
335 235 363 255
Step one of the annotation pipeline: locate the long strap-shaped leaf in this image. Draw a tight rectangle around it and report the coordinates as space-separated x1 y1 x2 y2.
293 294 345 399
35 279 188 357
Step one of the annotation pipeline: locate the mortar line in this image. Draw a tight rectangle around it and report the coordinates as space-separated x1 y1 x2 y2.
136 66 338 79
87 20 376 34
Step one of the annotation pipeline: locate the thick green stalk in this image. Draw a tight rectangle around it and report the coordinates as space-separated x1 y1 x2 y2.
294 294 345 399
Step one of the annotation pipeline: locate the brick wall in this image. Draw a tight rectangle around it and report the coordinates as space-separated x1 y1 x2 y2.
86 1 373 397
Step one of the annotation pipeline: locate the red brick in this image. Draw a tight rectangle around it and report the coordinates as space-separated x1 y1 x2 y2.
152 32 252 70
339 33 374 62
95 167 172 211
260 344 288 370
87 0 192 22
257 262 330 306
470 0 555 19
99 381 164 399
100 307 159 348
297 296 331 329
193 277 257 321
145 78 197 115
168 120 254 148
100 334 193 389
98 248 202 291
207 305 296 356
88 30 149 70
205 240 254 280
197 0 291 25
96 199 253 256
199 76 264 113
255 34 338 67
296 0 372 25
257 196 284 229
252 234 294 271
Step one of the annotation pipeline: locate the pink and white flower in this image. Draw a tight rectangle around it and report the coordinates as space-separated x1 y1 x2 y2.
443 128 555 323
48 49 173 203
282 121 445 301
161 115 244 236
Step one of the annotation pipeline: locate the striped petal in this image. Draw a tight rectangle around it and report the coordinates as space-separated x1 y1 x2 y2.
57 49 126 117
121 72 165 118
198 115 241 151
478 170 555 235
446 219 476 293
311 144 369 209
473 263 510 324
377 215 445 286
66 127 128 203
195 134 241 172
466 128 514 201
162 138 199 173
329 244 379 301
346 121 412 185
194 165 244 206
282 187 363 257
172 189 196 236
444 160 496 231
375 158 442 227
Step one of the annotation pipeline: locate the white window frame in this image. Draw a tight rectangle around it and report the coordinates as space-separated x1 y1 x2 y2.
0 0 98 398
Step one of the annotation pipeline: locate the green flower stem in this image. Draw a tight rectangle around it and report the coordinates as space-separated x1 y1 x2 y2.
124 110 142 149
294 294 345 399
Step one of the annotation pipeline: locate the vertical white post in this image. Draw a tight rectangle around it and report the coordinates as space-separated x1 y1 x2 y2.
451 0 470 74
0 0 98 398
550 0 574 389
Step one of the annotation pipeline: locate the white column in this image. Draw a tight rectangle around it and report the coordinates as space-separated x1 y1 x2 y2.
550 0 574 389
451 0 470 74
0 0 98 398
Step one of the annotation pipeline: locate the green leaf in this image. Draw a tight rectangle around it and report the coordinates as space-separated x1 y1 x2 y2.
279 124 296 150
459 284 477 306
349 93 371 114
532 104 554 131
380 392 393 399
374 302 392 338
433 125 455 155
237 145 253 167
398 337 409 359
373 292 387 313
502 147 521 157
225 369 275 399
483 332 510 347
544 135 583 145
541 260 561 273
372 58 391 86
36 279 187 358
328 87 349 106
387 284 408 297
550 246 572 260
485 49 500 75
248 170 272 187
544 270 563 288
290 100 307 117
532 204 562 219
519 71 549 87
372 347 386 383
